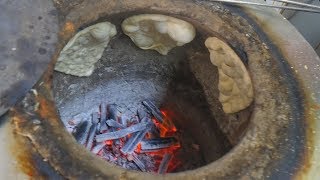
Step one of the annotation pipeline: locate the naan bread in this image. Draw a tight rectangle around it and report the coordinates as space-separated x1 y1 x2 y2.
205 37 254 113
55 22 117 77
122 14 195 55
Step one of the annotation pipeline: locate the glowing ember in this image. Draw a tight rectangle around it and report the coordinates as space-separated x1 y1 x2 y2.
69 100 181 173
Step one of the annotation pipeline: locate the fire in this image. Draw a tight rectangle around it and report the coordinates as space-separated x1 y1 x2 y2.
135 143 142 154
152 110 177 137
161 110 177 132
105 140 113 146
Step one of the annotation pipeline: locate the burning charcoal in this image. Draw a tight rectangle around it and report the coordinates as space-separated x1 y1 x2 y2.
68 100 181 173
142 100 163 123
141 116 159 137
120 114 131 127
92 142 106 154
107 104 121 123
134 154 154 172
100 102 107 125
142 116 160 137
131 153 146 172
72 119 91 145
114 139 122 146
127 162 140 171
96 123 101 134
119 116 127 127
140 137 179 151
107 104 126 138
121 117 153 154
140 116 150 123
121 129 148 155
96 122 151 142
158 153 172 174
99 122 108 133
86 112 99 150
106 119 126 129
137 107 149 121
140 155 156 172
115 157 124 167
127 116 139 125
150 126 161 138
102 149 116 162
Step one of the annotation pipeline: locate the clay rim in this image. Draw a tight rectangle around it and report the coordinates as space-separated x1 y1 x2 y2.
11 0 317 179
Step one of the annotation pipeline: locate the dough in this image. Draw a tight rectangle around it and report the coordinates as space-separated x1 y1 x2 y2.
122 14 196 55
55 22 117 77
205 37 254 113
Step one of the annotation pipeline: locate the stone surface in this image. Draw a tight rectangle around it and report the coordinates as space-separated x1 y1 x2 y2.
122 14 196 55
0 0 58 116
205 37 254 114
54 22 117 77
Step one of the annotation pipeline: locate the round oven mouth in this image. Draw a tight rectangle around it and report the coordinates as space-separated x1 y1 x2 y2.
10 0 312 179
53 13 238 172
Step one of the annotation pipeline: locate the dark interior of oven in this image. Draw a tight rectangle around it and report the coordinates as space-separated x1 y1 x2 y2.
52 13 246 173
